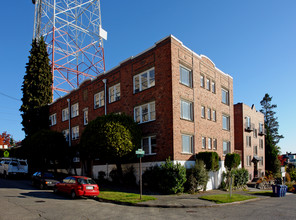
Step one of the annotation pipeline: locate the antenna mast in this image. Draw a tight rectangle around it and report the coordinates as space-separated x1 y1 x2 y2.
32 0 107 99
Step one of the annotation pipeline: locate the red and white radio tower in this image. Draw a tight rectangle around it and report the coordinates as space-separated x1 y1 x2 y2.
32 0 107 99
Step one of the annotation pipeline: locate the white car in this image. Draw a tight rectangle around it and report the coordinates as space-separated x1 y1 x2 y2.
0 158 28 178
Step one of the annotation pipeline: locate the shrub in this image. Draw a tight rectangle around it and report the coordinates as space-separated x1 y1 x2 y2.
122 166 136 186
184 170 197 193
196 152 219 171
225 153 241 171
185 160 209 193
288 167 296 181
142 165 161 191
233 168 249 187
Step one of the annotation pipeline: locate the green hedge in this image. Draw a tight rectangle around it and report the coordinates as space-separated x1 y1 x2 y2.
225 153 241 170
196 152 220 171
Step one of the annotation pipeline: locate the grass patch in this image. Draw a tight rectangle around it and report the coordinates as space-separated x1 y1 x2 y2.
199 194 257 204
98 190 157 204
248 191 273 197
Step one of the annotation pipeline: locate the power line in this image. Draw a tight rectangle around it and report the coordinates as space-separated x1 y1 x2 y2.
0 91 21 102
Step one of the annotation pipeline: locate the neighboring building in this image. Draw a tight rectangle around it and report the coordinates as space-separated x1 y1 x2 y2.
49 35 234 188
234 103 265 180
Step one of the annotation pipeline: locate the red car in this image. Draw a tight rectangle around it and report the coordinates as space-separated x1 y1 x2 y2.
54 176 99 199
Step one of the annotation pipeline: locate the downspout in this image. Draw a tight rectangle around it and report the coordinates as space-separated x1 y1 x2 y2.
102 79 107 115
67 98 71 147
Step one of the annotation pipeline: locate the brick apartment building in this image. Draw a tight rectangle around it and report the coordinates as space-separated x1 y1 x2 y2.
234 103 265 180
48 35 234 187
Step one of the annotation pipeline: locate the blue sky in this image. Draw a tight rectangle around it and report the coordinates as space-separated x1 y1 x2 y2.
0 0 294 153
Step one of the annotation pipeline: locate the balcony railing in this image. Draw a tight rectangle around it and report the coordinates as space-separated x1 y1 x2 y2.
258 128 266 136
245 123 254 132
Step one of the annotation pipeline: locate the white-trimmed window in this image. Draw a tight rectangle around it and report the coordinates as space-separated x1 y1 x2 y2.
222 114 230 130
72 126 79 140
202 136 206 149
259 123 264 134
49 113 56 126
208 138 212 150
246 136 252 147
181 100 193 121
212 81 216 93
142 136 156 155
213 110 216 122
254 145 258 156
253 129 258 138
182 134 193 153
134 101 156 124
246 155 252 166
134 68 155 93
62 108 69 121
213 138 217 150
223 141 230 155
200 75 205 88
180 66 192 87
62 129 69 142
71 103 79 118
222 88 229 105
83 108 88 125
206 78 210 91
259 157 264 166
201 106 205 118
109 83 120 103
207 108 211 120
259 139 264 149
94 91 104 109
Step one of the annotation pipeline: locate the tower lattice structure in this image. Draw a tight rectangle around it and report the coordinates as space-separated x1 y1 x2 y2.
32 0 107 99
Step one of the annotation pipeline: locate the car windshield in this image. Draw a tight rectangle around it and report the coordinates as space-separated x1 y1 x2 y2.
11 162 18 166
19 161 27 165
43 173 54 178
77 178 96 185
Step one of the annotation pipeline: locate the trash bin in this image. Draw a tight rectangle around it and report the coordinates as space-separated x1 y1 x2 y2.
272 184 283 197
282 185 287 197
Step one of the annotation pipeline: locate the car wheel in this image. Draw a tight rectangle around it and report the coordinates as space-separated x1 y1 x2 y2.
71 190 76 199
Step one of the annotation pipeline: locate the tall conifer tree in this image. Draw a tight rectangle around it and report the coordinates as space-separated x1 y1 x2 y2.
20 36 52 137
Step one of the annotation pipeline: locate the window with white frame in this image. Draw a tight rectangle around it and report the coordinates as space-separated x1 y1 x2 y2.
109 83 120 103
94 91 104 109
83 108 88 125
49 113 56 126
259 157 264 166
253 129 257 138
72 126 79 140
259 123 264 133
142 136 156 155
180 66 192 87
62 129 69 142
212 110 216 122
246 136 252 147
223 141 230 155
201 106 205 118
222 114 230 130
134 101 155 124
213 138 217 150
181 100 193 121
207 108 211 120
212 81 216 93
246 155 252 166
134 68 155 93
246 116 251 128
62 108 69 121
71 103 79 118
200 75 205 88
206 78 210 90
208 138 212 150
182 134 193 153
259 139 264 149
202 136 206 149
254 145 258 156
222 88 229 105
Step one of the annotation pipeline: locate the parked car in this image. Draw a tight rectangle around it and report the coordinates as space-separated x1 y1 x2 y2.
53 176 100 199
0 158 28 178
32 172 59 189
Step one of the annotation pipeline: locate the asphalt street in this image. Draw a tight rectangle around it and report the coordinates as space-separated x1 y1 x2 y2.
0 178 296 220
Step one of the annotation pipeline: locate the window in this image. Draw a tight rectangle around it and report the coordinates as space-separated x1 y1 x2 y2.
62 129 69 142
71 103 79 118
208 138 212 150
201 106 205 118
246 155 252 166
259 157 264 166
62 108 69 121
202 136 206 149
246 116 251 128
49 113 56 126
207 108 211 120
206 78 210 90
259 139 264 149
180 66 192 87
142 136 156 155
223 141 230 155
253 129 257 138
222 115 230 130
200 75 205 88
134 101 156 124
246 136 252 147
181 100 193 121
213 138 217 150
134 68 155 93
94 91 104 109
72 126 79 140
259 123 264 133
212 110 216 122
212 81 216 93
254 146 258 156
109 83 120 103
182 134 193 153
221 88 229 105
83 108 88 125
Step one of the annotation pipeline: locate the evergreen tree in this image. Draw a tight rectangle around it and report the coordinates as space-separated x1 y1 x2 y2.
20 36 52 137
260 93 282 175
